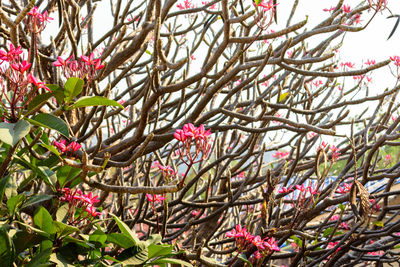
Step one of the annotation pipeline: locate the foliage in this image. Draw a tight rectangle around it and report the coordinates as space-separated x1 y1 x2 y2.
0 0 399 266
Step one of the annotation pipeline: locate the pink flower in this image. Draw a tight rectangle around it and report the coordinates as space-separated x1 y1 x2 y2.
365 59 376 66
26 6 53 33
177 0 194 10
256 0 277 12
191 210 200 216
11 61 31 73
174 123 212 166
146 194 166 204
330 215 340 221
29 74 51 91
66 141 81 153
86 205 101 217
278 186 293 194
340 62 355 68
330 145 341 162
323 7 335 12
337 182 352 194
54 139 67 153
295 184 306 192
342 5 351 13
273 150 289 159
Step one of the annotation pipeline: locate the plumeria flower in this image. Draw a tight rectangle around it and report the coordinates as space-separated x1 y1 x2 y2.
146 194 166 204
29 74 51 91
342 5 351 13
337 182 352 194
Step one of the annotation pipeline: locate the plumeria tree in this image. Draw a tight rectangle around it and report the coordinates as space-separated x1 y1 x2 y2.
0 0 400 266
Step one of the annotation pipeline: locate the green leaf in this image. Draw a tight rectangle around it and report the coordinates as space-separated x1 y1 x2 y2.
323 228 334 238
53 222 79 238
26 92 55 116
0 227 15 267
27 113 69 138
40 143 61 158
21 194 53 210
56 166 81 188
150 258 193 267
14 157 57 192
339 203 346 212
15 222 51 238
290 235 302 247
7 194 27 216
88 229 107 247
107 233 135 249
278 92 290 102
38 166 57 192
13 230 46 255
69 96 124 109
145 50 152 55
0 120 31 146
147 244 173 260
118 246 148 265
46 84 64 105
0 175 10 203
147 234 162 245
34 206 55 235
64 77 84 104
254 0 262 6
56 204 69 223
373 221 384 227
50 253 74 267
26 248 52 267
112 214 143 248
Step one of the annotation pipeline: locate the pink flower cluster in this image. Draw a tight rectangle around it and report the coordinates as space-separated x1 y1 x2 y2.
59 188 101 226
174 123 211 165
256 0 277 12
26 6 53 33
226 224 280 261
337 182 352 194
54 139 81 156
340 62 355 68
329 215 349 230
53 52 104 84
273 150 289 159
177 0 194 10
146 194 166 204
0 43 50 122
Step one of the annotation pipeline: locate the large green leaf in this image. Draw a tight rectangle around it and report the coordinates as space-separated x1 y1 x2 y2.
56 166 81 188
64 77 84 104
0 175 10 203
7 194 27 216
21 194 53 210
50 253 74 267
147 243 173 260
0 227 15 267
150 258 193 267
15 157 57 192
88 229 107 247
26 92 55 116
112 215 143 248
45 84 64 105
0 120 30 146
26 248 52 267
69 96 124 109
117 246 148 265
53 222 79 238
13 230 46 255
27 113 69 138
34 206 55 235
56 204 69 223
107 233 135 249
